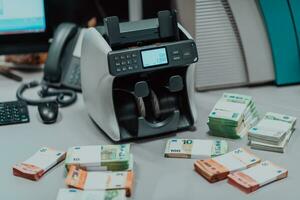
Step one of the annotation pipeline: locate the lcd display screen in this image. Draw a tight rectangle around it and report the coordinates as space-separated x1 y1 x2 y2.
141 47 168 68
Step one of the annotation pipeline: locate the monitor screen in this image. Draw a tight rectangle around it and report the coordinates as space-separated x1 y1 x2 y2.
0 0 46 35
141 47 168 68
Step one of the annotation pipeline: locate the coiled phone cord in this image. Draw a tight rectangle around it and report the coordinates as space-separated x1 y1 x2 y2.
16 80 77 107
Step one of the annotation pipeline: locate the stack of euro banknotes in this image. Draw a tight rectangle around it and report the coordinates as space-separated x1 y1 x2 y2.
13 147 66 181
64 144 134 198
194 147 288 193
208 93 259 139
12 144 134 200
248 112 297 153
164 138 228 159
56 189 127 200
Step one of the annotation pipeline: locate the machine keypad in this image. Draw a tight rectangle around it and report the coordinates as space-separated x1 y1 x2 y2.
109 40 198 76
112 52 140 74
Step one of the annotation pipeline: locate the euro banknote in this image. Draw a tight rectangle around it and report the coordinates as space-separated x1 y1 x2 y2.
56 189 127 200
208 93 259 139
65 166 134 197
65 144 131 171
164 139 228 159
228 160 288 193
194 148 261 183
13 147 66 181
248 112 296 152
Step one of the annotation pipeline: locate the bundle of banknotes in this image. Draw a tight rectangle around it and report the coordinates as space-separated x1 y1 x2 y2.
56 189 128 200
13 144 135 199
194 147 288 193
194 148 261 183
207 93 259 139
65 144 132 171
164 139 228 159
228 160 288 193
13 147 66 181
248 112 297 153
65 166 134 197
64 144 134 197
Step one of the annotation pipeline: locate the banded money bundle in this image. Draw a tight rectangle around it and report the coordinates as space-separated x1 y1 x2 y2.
65 166 134 197
228 160 288 193
65 144 132 171
164 139 228 159
208 93 259 139
13 147 66 181
194 148 261 183
248 112 297 153
56 189 128 200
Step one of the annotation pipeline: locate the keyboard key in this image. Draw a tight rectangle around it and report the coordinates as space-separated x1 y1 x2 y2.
0 101 30 126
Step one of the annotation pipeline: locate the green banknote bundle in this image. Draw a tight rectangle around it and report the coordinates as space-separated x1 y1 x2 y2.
164 139 228 159
65 144 132 171
56 189 128 200
248 112 297 153
207 93 259 139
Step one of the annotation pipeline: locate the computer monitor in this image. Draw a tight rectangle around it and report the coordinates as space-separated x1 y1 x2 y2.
0 0 49 55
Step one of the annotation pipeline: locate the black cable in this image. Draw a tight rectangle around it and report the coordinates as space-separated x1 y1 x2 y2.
16 81 77 107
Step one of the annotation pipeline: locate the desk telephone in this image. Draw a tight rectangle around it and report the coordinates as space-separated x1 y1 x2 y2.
44 23 84 92
16 23 81 107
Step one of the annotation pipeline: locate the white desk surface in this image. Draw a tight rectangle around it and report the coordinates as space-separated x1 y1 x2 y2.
0 72 299 200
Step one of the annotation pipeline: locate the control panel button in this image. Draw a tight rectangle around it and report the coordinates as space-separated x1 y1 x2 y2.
132 53 137 58
114 56 119 60
172 50 180 55
120 55 126 59
121 61 127 65
126 54 131 59
183 51 192 59
172 56 181 61
115 62 121 66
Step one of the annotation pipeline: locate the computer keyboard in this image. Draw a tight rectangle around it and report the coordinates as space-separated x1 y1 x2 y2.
0 100 30 126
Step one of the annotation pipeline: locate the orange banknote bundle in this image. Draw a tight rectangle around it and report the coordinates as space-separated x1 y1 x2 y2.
13 147 66 181
65 166 134 197
228 160 288 193
194 148 261 183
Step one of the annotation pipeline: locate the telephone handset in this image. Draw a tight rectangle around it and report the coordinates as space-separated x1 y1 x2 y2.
44 23 83 92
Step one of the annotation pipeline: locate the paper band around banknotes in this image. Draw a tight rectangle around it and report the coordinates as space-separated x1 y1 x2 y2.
227 161 288 193
207 93 260 139
248 112 297 153
194 159 229 182
164 139 228 159
65 166 134 197
65 144 131 171
13 147 66 181
194 148 261 183
56 188 128 200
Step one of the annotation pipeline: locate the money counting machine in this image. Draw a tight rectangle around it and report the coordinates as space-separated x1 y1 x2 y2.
81 10 198 141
